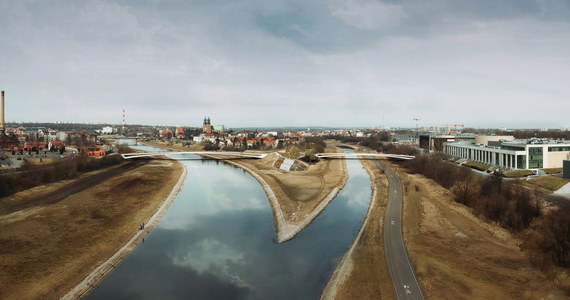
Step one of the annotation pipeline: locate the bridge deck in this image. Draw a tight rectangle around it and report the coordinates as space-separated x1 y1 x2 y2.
121 151 268 159
315 153 415 160
122 151 414 160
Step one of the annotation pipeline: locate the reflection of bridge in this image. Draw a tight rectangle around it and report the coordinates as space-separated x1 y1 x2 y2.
122 151 414 160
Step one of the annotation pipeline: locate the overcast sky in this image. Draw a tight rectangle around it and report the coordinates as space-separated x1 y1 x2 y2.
1 0 569 128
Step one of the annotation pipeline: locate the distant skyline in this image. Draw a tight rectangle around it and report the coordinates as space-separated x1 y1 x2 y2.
1 0 569 129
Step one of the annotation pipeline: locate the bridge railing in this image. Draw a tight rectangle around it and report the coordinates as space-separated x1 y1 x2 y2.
315 153 415 160
122 151 415 160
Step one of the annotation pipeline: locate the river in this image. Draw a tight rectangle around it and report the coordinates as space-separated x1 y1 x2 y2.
86 143 371 299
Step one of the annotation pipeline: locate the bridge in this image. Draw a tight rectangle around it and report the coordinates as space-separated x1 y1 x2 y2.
315 153 415 160
121 151 269 159
121 151 414 160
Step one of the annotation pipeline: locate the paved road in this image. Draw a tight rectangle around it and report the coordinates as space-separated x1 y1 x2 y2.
375 160 425 300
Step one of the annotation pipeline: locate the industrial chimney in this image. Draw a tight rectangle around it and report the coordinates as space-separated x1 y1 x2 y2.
1 90 5 133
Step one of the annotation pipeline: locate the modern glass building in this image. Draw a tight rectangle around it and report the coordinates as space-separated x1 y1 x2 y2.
444 138 570 170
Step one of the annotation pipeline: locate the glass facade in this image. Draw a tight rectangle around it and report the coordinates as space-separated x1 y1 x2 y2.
548 146 570 152
528 147 543 168
501 145 525 151
517 155 526 169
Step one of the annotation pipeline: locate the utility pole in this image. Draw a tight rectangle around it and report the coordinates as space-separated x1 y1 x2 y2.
122 109 125 134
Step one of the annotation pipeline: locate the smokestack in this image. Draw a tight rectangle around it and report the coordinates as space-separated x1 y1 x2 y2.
1 90 5 133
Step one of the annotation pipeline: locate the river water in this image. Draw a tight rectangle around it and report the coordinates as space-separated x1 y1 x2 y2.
86 143 371 300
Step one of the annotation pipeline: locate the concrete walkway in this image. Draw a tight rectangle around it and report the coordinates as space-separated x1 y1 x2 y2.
555 182 570 198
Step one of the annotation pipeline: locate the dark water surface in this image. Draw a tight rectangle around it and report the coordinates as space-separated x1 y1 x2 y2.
86 148 371 300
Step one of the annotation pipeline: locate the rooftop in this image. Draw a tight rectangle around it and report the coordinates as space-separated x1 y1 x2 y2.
503 138 570 146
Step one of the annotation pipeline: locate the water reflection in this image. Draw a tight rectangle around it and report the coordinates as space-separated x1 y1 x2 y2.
86 152 370 300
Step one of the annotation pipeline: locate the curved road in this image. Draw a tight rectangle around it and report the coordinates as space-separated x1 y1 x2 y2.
375 160 425 300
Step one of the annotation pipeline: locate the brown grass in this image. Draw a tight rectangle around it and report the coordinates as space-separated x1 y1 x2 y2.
543 168 564 175
463 161 492 171
383 161 566 300
23 157 60 165
504 169 534 178
526 176 570 192
0 160 183 300
230 145 348 224
326 159 395 299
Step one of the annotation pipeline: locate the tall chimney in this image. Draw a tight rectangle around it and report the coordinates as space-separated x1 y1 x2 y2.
1 90 5 133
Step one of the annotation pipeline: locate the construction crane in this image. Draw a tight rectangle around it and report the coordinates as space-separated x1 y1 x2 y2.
413 117 421 131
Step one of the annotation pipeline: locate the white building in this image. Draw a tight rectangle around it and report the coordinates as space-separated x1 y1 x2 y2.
445 137 570 170
100 126 116 134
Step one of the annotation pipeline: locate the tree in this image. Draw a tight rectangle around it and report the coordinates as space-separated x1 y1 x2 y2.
452 167 477 205
301 148 319 163
288 146 301 159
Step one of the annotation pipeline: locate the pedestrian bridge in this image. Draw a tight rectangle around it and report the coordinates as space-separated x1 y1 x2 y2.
121 151 269 159
122 151 414 160
315 153 415 160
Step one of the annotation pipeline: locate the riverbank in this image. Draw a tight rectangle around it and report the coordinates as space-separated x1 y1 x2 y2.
202 145 348 243
62 160 187 299
0 159 185 299
386 160 569 299
321 158 395 300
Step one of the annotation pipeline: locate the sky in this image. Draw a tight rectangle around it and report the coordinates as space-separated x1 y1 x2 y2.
1 0 569 129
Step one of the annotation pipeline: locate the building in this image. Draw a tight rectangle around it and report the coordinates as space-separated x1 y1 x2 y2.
0 131 19 150
99 126 116 135
202 117 213 134
160 128 174 139
201 117 225 135
445 137 570 170
420 133 477 152
175 126 185 139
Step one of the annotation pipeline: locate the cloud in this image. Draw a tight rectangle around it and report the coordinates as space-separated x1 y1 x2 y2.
330 0 407 30
0 0 569 128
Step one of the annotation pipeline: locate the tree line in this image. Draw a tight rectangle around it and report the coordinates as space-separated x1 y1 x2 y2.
0 154 125 198
357 136 570 272
402 152 570 271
